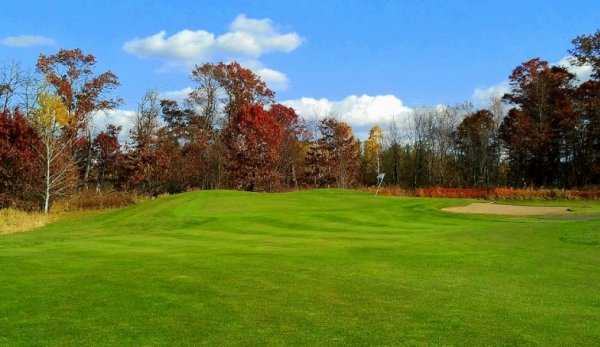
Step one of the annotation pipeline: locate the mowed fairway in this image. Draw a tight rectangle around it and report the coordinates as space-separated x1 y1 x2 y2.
1 190 599 346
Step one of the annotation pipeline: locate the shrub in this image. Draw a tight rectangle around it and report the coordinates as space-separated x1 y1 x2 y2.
363 186 600 200
55 189 138 211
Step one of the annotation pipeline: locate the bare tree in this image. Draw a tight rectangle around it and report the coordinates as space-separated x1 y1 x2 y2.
131 90 161 148
383 116 405 185
0 62 40 114
489 96 506 128
189 66 223 130
0 62 22 111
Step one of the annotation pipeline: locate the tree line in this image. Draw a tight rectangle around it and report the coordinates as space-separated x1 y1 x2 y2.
372 30 600 189
1 30 600 212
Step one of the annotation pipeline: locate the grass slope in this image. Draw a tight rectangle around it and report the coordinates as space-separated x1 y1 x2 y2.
1 190 599 346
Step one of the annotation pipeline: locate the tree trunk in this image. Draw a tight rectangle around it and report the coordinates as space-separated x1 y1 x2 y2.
83 130 93 189
44 143 51 214
292 165 298 190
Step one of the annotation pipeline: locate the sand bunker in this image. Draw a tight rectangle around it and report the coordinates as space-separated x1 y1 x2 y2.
443 203 571 216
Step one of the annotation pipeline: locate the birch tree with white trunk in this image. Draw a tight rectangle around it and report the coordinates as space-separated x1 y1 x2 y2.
31 92 76 213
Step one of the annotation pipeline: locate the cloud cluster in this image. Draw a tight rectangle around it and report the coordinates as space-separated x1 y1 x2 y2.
124 30 215 61
123 14 301 90
216 15 302 57
0 35 55 47
283 94 414 138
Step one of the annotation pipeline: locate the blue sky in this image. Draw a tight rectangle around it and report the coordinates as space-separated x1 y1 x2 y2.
2 0 599 136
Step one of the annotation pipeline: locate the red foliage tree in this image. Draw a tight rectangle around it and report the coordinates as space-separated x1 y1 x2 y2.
312 118 360 188
0 110 42 209
570 30 600 184
501 58 576 187
191 62 274 121
92 124 122 190
269 104 304 188
224 103 296 191
36 49 120 128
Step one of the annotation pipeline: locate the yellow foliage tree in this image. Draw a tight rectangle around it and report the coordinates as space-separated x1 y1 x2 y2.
34 92 70 128
31 92 76 213
364 125 383 179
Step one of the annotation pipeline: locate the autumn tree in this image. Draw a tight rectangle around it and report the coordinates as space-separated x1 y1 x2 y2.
501 58 576 187
187 62 276 187
129 91 162 193
92 124 122 190
304 119 328 187
223 104 291 191
37 49 120 185
362 125 383 185
160 99 213 189
153 128 187 194
191 62 274 121
455 110 499 187
126 92 197 194
316 118 360 188
570 30 600 78
30 92 78 213
270 103 303 189
189 64 222 128
570 30 600 184
0 109 42 209
571 80 600 184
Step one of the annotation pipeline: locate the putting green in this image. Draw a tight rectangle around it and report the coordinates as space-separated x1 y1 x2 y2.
1 190 599 345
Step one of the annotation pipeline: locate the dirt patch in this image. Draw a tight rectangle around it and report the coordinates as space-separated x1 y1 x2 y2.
442 203 571 216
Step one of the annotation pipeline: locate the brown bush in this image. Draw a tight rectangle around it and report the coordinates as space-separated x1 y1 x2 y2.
55 190 138 211
363 186 600 200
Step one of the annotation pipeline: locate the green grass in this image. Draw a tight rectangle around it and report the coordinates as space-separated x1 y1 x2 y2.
1 190 599 346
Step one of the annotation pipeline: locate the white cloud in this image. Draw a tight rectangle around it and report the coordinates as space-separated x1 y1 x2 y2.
229 14 275 34
555 56 593 83
216 14 302 57
160 87 194 101
238 59 289 91
0 35 55 47
123 14 300 91
472 56 595 105
283 94 413 138
123 30 215 61
92 109 137 144
255 67 289 91
472 81 510 104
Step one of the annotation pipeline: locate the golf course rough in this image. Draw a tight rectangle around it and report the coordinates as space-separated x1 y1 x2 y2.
1 189 599 346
